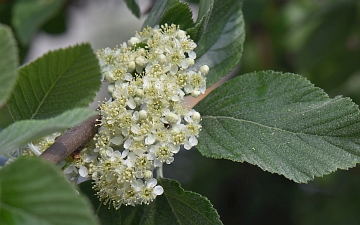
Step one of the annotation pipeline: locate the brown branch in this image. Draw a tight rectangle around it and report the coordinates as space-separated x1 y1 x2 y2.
39 114 100 164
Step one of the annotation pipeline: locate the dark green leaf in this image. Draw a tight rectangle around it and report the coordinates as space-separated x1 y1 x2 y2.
196 0 212 23
0 24 18 107
296 1 356 72
0 108 96 155
124 0 141 18
7 43 101 120
0 105 13 129
142 0 194 30
0 3 13 25
79 178 222 225
188 0 245 87
195 71 360 183
11 0 62 45
292 1 359 94
0 157 99 225
186 0 213 43
41 6 67 34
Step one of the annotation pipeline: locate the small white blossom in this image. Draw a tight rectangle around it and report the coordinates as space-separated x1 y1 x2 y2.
78 165 89 177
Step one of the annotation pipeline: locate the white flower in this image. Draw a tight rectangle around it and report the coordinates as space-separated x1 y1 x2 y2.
128 37 140 46
153 185 164 195
145 134 156 145
184 135 198 150
83 23 208 208
110 136 124 145
139 178 164 204
79 165 89 177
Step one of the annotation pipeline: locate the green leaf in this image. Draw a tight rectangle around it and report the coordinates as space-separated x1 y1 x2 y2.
0 3 13 25
296 1 356 72
142 0 194 30
124 0 141 18
41 7 67 35
7 43 101 121
79 178 222 225
186 1 212 44
0 24 18 107
293 1 358 93
0 105 13 129
0 108 96 155
188 0 245 87
0 157 99 225
195 71 360 183
196 0 212 23
11 0 62 45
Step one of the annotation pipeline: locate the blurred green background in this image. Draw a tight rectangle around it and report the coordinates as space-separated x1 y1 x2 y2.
1 0 360 224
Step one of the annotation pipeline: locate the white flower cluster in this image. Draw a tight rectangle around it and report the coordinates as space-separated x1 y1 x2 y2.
77 24 208 209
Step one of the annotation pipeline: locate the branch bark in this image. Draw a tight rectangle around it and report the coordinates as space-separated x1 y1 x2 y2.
39 114 100 164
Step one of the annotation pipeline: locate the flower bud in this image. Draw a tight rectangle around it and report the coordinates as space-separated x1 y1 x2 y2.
139 110 147 120
136 56 146 67
165 112 179 124
192 111 201 123
191 90 201 97
200 65 209 75
108 84 115 93
144 170 153 179
136 89 144 97
127 61 135 72
128 37 139 47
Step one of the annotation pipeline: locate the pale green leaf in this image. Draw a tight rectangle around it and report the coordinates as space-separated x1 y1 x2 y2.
186 1 212 44
0 24 18 107
195 71 360 183
0 108 96 155
11 0 62 45
7 43 101 121
79 178 222 225
188 0 245 87
142 0 194 30
124 0 141 18
196 0 213 23
0 157 99 225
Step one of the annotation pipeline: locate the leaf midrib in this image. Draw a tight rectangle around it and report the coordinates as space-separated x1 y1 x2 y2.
201 115 351 138
29 51 80 119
